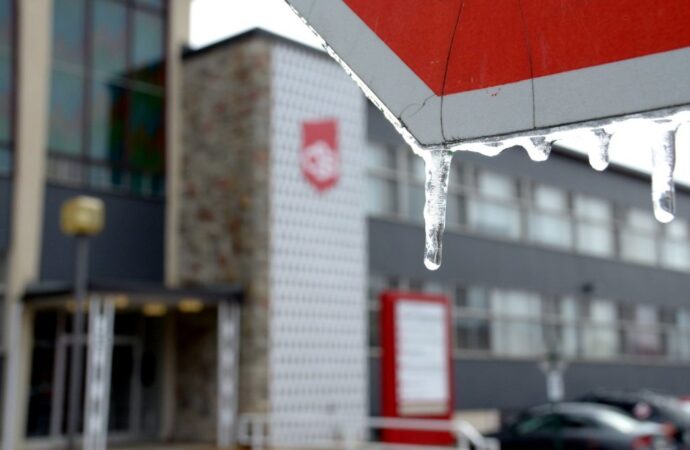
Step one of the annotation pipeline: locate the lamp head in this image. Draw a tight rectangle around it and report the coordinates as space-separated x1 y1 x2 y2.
60 196 105 236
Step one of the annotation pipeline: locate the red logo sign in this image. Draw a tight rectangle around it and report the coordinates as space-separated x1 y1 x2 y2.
300 120 340 193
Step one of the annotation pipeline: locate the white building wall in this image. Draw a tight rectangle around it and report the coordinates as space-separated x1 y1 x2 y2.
269 41 367 436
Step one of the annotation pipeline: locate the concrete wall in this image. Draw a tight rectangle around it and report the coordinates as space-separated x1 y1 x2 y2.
180 34 273 416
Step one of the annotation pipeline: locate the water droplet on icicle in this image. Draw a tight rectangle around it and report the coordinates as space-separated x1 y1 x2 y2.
521 137 552 162
588 129 611 171
421 149 453 271
650 126 677 223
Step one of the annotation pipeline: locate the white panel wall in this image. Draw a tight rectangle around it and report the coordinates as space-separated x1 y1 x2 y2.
269 42 367 438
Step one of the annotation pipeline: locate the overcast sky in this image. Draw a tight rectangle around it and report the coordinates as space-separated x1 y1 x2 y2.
189 0 689 185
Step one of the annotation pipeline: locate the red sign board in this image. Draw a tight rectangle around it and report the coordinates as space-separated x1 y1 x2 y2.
287 0 690 147
300 120 340 193
380 291 454 445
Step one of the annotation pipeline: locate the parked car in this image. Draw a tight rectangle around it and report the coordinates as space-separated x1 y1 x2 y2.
491 402 673 450
580 390 690 449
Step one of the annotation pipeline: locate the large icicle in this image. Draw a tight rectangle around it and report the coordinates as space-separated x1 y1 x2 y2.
588 129 611 171
422 149 453 271
650 125 677 223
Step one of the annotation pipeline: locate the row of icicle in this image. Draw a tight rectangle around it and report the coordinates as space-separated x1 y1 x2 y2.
284 2 689 272
421 116 688 271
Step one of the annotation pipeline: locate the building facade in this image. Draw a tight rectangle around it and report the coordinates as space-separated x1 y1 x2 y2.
366 101 690 425
2 3 690 448
0 1 195 448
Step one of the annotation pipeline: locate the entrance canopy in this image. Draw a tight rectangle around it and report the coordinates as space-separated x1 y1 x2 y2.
22 279 242 308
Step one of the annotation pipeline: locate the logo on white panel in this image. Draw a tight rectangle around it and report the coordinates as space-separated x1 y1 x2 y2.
301 120 340 193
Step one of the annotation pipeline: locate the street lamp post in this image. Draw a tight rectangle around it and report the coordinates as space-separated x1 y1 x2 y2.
61 196 105 450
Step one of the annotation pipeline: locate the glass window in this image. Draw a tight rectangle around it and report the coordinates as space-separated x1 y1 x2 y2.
0 54 10 142
0 0 11 48
407 184 425 220
632 305 662 356
469 201 521 239
660 220 690 271
52 0 86 65
366 177 397 215
127 90 165 172
477 171 515 200
132 11 165 85
48 70 84 156
559 297 580 357
90 80 126 161
620 209 658 265
491 290 542 356
454 287 491 351
0 145 10 175
92 0 128 78
409 153 425 183
366 143 396 172
469 171 522 239
136 0 165 9
676 310 690 361
529 185 572 249
446 193 466 227
582 299 619 358
574 195 614 257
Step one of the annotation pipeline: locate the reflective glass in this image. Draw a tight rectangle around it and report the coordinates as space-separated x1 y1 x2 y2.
90 80 126 161
661 240 690 271
534 185 568 212
136 0 165 8
0 55 10 142
446 194 465 226
456 317 491 351
0 146 11 175
92 0 127 78
574 195 612 222
48 70 83 155
491 290 543 356
626 209 658 232
559 297 579 357
469 200 521 239
132 11 164 85
583 299 619 358
407 184 425 220
366 177 397 215
409 153 425 183
529 213 572 249
477 171 516 200
576 223 614 257
0 0 11 49
128 90 165 172
620 230 657 265
630 305 662 356
366 143 396 171
52 0 86 65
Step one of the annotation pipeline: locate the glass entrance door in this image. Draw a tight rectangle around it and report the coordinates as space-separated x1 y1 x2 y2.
52 334 143 437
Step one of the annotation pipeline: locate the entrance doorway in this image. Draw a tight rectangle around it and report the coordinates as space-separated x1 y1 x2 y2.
26 311 163 444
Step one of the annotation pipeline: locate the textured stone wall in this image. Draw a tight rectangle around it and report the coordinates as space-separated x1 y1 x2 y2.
173 310 217 441
179 35 272 426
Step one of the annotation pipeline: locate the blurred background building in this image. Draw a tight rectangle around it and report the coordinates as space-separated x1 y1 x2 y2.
0 1 689 449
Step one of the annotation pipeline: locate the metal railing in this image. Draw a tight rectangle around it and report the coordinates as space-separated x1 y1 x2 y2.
238 413 500 450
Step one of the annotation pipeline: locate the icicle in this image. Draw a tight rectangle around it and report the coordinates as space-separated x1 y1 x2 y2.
650 126 677 223
588 129 611 171
422 149 453 270
521 137 552 162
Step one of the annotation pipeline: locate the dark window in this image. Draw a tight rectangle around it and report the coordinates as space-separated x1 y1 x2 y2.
48 0 167 196
0 0 14 175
